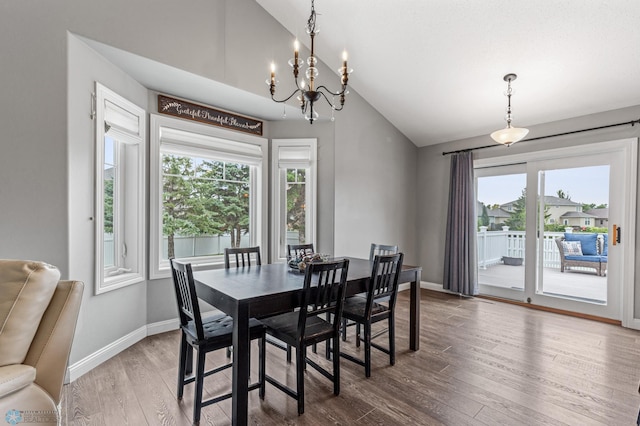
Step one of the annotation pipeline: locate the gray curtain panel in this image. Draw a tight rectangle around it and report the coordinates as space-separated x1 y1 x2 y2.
443 152 478 295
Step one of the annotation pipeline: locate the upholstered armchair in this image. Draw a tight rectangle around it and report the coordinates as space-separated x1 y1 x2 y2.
0 260 83 425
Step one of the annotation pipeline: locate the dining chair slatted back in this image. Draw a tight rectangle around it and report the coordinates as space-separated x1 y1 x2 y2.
224 246 262 269
169 258 266 425
367 253 403 314
261 258 350 415
369 243 399 262
340 253 404 377
287 243 315 260
170 259 205 340
298 260 349 339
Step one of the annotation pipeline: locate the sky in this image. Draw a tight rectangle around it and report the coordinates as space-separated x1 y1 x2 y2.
477 165 609 207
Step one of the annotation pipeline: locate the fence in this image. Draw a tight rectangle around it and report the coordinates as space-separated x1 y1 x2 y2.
477 228 565 269
105 233 252 263
105 231 305 265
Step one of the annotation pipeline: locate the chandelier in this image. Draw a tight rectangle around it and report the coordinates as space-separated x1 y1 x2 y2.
268 0 352 124
490 73 529 146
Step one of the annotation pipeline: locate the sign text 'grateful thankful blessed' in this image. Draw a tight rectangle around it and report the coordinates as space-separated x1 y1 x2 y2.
157 94 263 136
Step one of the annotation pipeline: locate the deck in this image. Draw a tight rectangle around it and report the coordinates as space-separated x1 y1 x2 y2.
478 263 607 303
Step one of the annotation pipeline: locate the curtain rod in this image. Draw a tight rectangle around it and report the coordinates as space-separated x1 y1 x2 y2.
442 118 640 156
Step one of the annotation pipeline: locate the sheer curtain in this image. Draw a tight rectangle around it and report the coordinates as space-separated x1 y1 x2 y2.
443 152 478 295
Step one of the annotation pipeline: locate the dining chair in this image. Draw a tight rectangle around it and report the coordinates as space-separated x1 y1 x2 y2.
369 243 399 261
223 246 263 357
340 253 403 377
287 243 315 260
260 259 350 415
341 243 399 341
224 246 262 268
169 258 266 425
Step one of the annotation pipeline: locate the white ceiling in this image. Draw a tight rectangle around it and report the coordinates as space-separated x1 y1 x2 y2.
257 0 640 147
83 1 640 148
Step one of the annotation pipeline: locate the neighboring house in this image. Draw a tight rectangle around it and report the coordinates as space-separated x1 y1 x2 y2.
477 200 516 230
559 210 598 228
500 195 584 225
487 208 511 228
585 208 609 228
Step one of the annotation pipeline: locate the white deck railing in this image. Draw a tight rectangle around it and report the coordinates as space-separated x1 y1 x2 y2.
477 229 565 269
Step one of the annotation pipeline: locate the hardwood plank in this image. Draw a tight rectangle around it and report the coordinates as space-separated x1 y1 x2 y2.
61 289 640 425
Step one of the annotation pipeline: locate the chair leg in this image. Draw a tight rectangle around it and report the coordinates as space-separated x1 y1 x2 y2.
332 336 340 396
296 345 305 415
185 344 194 376
193 349 206 425
364 322 372 378
286 344 292 363
341 318 347 341
389 315 396 366
355 323 361 348
259 335 266 400
177 333 188 399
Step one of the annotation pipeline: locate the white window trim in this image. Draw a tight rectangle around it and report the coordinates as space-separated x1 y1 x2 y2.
94 82 146 294
271 138 318 263
149 114 268 279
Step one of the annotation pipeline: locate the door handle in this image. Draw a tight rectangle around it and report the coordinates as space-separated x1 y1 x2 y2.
613 224 621 245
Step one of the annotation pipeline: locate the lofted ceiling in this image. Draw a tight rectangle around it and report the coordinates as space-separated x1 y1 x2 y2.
257 0 640 147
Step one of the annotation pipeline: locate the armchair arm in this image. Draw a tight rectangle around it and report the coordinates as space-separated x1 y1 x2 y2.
23 280 84 405
0 364 36 399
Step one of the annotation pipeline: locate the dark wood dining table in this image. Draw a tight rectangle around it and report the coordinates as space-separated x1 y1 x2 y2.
192 256 422 426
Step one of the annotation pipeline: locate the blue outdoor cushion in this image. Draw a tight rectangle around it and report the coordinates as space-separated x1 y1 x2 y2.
564 233 598 256
601 234 608 256
599 255 607 263
565 255 602 262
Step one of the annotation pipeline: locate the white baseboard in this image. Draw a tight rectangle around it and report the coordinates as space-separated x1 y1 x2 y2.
66 317 182 383
147 318 180 336
398 280 443 293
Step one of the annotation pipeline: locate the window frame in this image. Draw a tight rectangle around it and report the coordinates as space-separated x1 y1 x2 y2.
271 139 318 263
150 114 268 279
94 82 146 294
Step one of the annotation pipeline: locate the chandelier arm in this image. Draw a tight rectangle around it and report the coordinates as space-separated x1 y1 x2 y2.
316 85 347 97
317 90 344 111
271 88 303 104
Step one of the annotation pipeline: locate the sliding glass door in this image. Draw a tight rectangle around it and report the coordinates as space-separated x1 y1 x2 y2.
474 139 636 321
476 164 527 300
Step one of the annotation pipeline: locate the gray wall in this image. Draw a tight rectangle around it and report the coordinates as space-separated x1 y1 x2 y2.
334 93 419 265
67 35 149 361
1 0 419 366
417 105 640 313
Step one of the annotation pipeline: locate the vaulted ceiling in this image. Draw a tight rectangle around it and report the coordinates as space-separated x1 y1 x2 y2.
257 0 640 147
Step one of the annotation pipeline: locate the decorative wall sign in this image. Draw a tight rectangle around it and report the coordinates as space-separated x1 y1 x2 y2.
157 94 263 136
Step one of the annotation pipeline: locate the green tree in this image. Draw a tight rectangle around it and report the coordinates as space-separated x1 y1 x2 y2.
103 176 113 234
505 190 526 230
556 189 570 199
286 169 307 242
203 162 250 248
480 204 490 228
162 155 200 258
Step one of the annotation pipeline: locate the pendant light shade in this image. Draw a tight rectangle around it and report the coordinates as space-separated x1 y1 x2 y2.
490 126 529 146
491 73 529 146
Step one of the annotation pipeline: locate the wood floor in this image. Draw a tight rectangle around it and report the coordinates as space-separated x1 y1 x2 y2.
61 289 640 425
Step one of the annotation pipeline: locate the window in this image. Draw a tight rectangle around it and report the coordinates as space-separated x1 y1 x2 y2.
150 115 267 278
271 139 317 262
94 83 146 294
